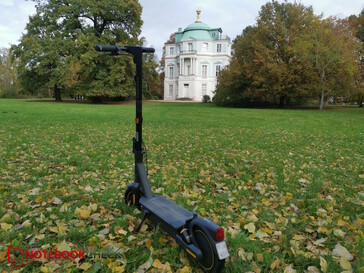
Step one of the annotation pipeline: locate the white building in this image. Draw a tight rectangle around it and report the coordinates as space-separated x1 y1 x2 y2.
164 10 232 101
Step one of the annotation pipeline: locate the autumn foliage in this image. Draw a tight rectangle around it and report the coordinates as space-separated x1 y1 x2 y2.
214 1 362 108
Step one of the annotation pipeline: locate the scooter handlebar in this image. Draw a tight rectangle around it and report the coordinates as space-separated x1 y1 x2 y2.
95 45 122 52
142 47 155 53
95 45 155 54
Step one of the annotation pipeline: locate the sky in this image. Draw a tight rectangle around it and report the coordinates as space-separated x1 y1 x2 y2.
0 0 363 59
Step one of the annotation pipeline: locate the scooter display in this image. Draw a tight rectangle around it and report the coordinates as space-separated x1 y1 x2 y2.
95 45 229 273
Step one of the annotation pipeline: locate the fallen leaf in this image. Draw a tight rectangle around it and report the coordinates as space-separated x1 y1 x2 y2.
52 197 62 205
74 207 91 219
256 229 269 239
0 213 11 222
180 265 192 273
270 259 280 270
152 259 163 269
244 222 255 233
1 223 12 231
0 251 7 261
57 240 71 252
320 256 328 273
307 266 320 272
331 243 354 261
339 256 352 270
79 262 92 271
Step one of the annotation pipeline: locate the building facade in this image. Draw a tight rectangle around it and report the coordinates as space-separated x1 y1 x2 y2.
164 10 232 101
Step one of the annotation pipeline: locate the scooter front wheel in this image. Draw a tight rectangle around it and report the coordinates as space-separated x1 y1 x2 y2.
125 188 141 208
193 228 225 273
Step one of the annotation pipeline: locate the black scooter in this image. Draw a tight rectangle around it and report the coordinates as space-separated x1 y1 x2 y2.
95 45 229 273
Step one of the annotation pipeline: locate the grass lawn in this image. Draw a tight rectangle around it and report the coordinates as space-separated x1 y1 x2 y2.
0 99 363 272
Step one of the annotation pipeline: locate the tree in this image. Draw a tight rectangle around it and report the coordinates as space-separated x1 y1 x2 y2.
215 1 318 107
348 9 364 107
12 0 143 101
305 18 359 110
159 33 176 99
0 48 18 97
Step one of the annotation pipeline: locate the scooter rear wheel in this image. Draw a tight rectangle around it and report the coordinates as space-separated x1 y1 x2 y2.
193 228 225 273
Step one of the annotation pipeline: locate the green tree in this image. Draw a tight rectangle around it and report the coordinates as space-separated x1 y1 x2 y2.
215 1 318 107
0 48 19 97
349 9 364 107
305 18 359 110
12 0 143 101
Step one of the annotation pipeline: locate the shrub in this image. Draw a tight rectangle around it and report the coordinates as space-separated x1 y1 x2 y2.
202 95 211 103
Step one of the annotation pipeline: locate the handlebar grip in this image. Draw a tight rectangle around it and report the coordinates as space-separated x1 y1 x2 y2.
142 47 155 53
95 45 120 52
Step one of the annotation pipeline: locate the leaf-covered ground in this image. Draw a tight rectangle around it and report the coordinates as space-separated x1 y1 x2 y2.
0 99 363 273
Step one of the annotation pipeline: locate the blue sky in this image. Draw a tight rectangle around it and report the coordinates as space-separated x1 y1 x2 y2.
0 0 363 59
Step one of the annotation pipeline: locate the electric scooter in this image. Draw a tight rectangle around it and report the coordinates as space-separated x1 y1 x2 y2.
95 45 229 273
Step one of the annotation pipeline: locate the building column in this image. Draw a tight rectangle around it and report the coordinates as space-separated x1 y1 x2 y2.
195 58 198 76
179 58 182 75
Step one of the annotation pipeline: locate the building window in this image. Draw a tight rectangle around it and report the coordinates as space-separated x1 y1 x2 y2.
217 44 222 52
187 65 191 76
202 84 207 95
202 43 208 52
188 43 193 52
169 47 174 55
169 85 173 95
169 67 174 79
216 65 221 76
202 65 207 78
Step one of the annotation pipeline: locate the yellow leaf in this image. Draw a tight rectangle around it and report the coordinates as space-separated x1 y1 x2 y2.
49 226 59 233
79 262 92 271
145 239 152 248
293 234 305 241
270 259 280 270
339 257 352 270
113 265 125 273
153 259 163 269
261 227 274 234
318 226 330 235
90 203 97 211
0 213 11 222
320 256 328 273
57 240 71 252
338 219 348 227
257 253 264 262
128 235 136 242
138 257 153 270
256 229 269 239
0 251 7 261
74 207 91 219
35 196 43 203
40 266 50 273
1 223 12 231
180 265 192 273
244 222 256 233
35 234 45 240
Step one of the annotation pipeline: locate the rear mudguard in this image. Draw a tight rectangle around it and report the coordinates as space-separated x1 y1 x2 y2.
189 216 226 260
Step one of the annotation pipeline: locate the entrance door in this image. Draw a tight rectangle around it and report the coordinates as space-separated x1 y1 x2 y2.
183 84 189 98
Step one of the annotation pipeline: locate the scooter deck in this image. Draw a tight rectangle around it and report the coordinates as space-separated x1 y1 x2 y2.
140 195 194 230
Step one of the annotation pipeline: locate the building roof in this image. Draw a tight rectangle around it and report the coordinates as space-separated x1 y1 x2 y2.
174 10 222 43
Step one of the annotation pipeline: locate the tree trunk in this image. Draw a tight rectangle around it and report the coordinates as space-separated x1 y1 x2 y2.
54 85 62 101
279 95 286 108
359 94 363 108
319 74 325 110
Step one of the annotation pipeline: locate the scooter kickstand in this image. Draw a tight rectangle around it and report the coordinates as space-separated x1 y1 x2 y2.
135 212 149 233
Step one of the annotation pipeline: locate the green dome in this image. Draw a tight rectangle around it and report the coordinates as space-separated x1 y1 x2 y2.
181 21 213 41
184 21 211 31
